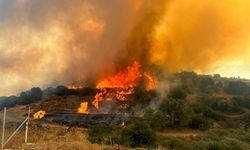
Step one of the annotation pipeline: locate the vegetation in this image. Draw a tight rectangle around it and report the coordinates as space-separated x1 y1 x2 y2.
87 121 157 148
3 71 250 149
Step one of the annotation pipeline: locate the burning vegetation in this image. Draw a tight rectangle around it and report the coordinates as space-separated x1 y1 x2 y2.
33 110 46 119
77 61 155 113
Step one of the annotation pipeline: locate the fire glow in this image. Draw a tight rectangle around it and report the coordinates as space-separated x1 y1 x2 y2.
67 85 84 90
33 110 46 119
77 61 155 113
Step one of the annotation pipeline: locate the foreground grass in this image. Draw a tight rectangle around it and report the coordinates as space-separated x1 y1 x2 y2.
159 129 250 150
1 121 250 150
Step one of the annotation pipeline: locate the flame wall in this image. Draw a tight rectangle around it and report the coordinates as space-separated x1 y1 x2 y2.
1 0 250 96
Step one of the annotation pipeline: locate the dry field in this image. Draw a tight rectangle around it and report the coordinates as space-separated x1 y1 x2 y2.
0 105 201 150
0 106 144 150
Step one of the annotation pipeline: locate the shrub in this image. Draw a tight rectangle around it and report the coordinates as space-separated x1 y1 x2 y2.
159 136 186 150
189 115 212 131
188 140 223 150
120 121 157 148
216 100 242 114
192 104 224 121
159 98 192 127
144 108 166 131
243 112 250 129
224 81 249 96
87 124 112 144
220 138 243 150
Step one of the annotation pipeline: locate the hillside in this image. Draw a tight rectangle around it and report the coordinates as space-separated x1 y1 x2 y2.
1 72 250 149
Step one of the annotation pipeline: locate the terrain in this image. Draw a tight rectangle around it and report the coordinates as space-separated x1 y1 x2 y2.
1 72 250 149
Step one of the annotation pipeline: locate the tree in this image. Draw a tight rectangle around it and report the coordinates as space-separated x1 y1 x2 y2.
19 92 32 105
87 124 112 144
159 98 192 127
144 108 166 130
121 121 157 148
243 112 250 129
189 115 212 130
224 81 249 95
169 88 187 99
54 86 69 96
30 87 43 100
198 76 215 93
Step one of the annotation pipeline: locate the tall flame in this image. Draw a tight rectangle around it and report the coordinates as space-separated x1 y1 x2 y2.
96 61 142 89
93 61 155 109
77 61 155 113
78 102 89 114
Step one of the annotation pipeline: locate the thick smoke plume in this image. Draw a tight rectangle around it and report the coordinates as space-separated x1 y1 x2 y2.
1 0 250 96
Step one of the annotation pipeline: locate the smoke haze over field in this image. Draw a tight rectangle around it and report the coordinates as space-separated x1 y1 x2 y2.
1 0 250 96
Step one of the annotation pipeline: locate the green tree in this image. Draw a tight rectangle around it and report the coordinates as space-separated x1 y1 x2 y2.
144 108 166 130
159 98 192 127
189 115 212 131
121 121 157 148
87 124 112 144
243 112 250 129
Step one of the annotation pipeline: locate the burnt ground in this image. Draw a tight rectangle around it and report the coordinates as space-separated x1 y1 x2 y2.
0 102 201 150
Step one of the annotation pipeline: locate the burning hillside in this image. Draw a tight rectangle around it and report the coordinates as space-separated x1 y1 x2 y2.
32 61 156 126
77 61 155 114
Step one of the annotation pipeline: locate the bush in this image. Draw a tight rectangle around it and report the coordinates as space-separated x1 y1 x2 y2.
87 124 112 144
189 115 212 131
243 112 250 129
192 104 224 121
224 81 249 96
121 121 157 148
159 98 192 127
144 108 166 131
159 136 186 150
233 96 250 109
216 100 242 114
188 140 214 150
220 138 243 150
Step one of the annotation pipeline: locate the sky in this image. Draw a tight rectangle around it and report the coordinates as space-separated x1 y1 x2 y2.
1 0 250 96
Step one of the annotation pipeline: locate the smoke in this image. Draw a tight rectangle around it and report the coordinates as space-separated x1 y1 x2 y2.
0 0 143 95
125 0 250 74
1 0 250 96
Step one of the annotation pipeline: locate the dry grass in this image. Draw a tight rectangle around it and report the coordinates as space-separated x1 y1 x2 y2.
1 121 136 150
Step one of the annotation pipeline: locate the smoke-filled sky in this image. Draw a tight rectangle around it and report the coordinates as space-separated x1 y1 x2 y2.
1 0 250 96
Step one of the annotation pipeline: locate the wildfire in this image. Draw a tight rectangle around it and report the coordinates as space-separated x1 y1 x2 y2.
77 61 156 113
33 110 46 119
78 102 89 114
92 61 155 109
67 85 84 90
96 61 142 89
144 72 155 90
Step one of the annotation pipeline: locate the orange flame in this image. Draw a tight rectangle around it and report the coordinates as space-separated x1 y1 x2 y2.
78 102 89 114
33 110 46 119
96 61 142 89
92 61 155 109
67 85 84 90
93 61 142 109
144 72 155 90
77 61 156 112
